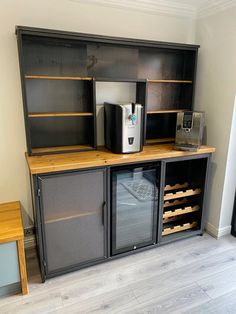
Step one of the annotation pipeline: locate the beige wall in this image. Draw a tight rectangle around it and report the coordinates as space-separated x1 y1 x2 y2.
0 0 195 226
195 8 236 237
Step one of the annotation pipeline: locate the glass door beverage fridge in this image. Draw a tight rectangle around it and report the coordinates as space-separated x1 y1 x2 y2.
111 162 160 255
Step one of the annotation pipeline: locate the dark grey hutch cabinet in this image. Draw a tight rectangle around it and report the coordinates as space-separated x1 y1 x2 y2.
16 26 215 282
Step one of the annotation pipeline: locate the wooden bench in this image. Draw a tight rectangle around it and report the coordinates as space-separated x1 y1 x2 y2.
0 201 28 295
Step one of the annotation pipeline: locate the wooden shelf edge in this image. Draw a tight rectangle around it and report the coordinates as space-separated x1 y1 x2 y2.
147 109 187 114
164 198 188 208
162 221 198 236
146 138 175 144
25 75 93 81
163 205 200 219
164 182 189 192
31 144 93 154
164 188 201 201
28 112 94 118
147 79 192 84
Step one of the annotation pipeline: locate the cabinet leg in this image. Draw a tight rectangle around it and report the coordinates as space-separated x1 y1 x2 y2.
17 239 29 295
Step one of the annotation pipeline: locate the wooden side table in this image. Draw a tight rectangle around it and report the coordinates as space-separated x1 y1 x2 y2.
0 201 28 295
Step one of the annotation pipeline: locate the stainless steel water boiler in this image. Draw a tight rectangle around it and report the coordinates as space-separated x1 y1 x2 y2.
104 102 143 154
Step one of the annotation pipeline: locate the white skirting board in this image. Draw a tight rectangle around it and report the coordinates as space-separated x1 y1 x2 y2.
205 222 232 239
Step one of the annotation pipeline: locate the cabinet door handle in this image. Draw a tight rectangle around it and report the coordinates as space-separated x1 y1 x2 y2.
102 201 106 226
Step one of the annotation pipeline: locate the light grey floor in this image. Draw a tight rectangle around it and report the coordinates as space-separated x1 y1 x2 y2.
1 233 236 314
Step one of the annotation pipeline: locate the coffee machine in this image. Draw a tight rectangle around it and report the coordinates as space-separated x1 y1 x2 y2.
104 102 143 154
174 111 205 152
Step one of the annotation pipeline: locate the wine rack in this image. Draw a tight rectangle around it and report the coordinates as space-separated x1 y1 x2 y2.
162 221 198 236
162 182 201 237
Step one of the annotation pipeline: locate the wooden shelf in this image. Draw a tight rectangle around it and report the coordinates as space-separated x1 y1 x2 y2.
164 182 189 192
26 144 216 174
147 79 192 84
146 138 175 144
163 205 200 219
164 198 188 208
31 144 93 154
46 211 95 224
25 75 93 81
147 110 187 114
28 112 93 118
163 216 180 224
162 221 198 236
164 188 201 201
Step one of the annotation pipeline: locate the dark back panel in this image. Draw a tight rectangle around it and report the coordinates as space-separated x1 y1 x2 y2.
146 113 177 140
87 44 139 78
29 116 93 148
165 158 208 187
138 48 186 80
147 83 192 111
25 80 93 113
22 35 87 76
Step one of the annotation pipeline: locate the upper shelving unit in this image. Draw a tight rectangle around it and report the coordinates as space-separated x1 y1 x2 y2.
16 26 199 155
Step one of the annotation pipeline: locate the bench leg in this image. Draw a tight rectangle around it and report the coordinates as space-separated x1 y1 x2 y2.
17 239 28 295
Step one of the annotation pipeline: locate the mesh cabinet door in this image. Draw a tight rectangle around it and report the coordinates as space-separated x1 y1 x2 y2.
38 169 106 274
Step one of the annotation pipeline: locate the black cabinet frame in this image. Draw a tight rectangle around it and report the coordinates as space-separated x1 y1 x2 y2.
30 154 211 282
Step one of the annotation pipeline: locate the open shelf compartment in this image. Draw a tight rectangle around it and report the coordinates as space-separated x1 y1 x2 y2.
161 157 208 240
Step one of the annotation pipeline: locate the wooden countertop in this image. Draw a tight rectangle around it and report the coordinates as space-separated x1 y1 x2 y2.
26 144 215 175
0 201 24 244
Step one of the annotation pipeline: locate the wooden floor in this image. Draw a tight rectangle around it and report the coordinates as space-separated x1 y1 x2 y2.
1 233 236 313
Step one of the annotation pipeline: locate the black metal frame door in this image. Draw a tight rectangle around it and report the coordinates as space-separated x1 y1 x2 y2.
37 168 107 277
111 162 160 256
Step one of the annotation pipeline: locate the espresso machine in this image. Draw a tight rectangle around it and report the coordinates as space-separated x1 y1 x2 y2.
104 102 143 153
174 111 205 151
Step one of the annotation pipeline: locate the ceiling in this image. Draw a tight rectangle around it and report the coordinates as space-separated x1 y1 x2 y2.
71 0 236 18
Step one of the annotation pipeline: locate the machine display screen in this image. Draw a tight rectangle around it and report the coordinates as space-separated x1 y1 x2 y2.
183 112 193 129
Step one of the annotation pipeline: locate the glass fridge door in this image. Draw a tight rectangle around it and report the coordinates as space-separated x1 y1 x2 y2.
111 163 160 255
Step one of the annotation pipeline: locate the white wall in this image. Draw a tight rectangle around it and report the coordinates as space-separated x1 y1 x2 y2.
195 8 236 237
0 0 196 225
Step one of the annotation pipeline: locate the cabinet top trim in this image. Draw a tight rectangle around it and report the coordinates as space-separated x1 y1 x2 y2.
16 25 200 51
26 144 215 175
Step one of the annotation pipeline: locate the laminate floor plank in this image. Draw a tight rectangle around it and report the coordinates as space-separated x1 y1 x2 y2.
120 283 211 314
197 264 236 299
129 247 236 306
184 288 236 314
54 246 236 310
0 234 236 314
